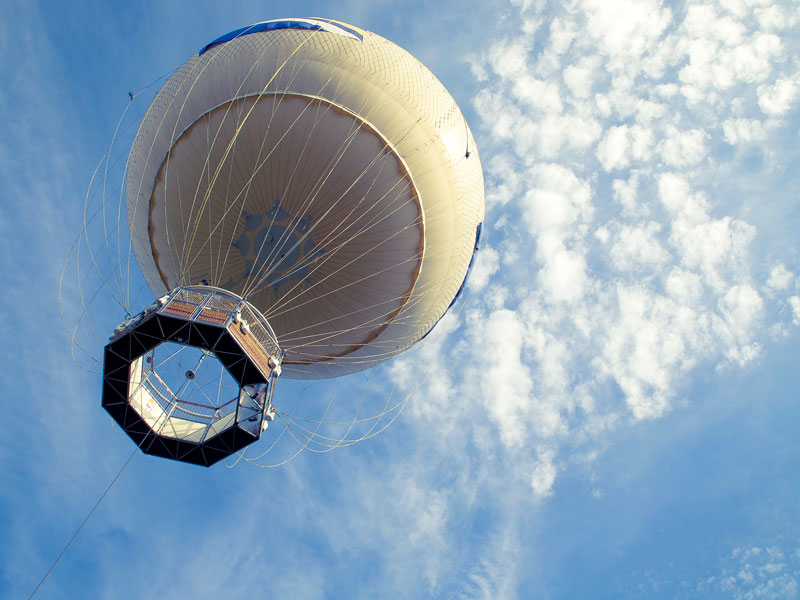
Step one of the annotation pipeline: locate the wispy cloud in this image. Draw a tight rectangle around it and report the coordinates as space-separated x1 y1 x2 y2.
442 0 800 496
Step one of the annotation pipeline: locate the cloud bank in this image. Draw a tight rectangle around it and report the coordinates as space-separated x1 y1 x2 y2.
393 0 800 503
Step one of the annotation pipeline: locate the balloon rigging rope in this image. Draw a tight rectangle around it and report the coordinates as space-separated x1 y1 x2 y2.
104 99 134 305
153 41 449 364
251 177 420 314
236 90 398 296
210 60 344 287
183 42 386 298
211 68 329 288
225 383 310 468
60 68 177 371
230 351 435 468
174 57 372 298
237 365 433 467
250 78 363 276
180 31 325 278
244 179 452 351
238 118 372 297
264 224 423 320
278 388 387 448
279 362 428 444
273 276 455 365
125 30 286 304
181 64 319 282
175 37 303 276
275 277 432 350
160 36 438 328
183 76 343 289
58 95 144 372
238 146 435 345
241 113 430 303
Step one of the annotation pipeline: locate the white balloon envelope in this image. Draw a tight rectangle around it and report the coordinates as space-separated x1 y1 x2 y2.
100 18 484 465
125 17 485 379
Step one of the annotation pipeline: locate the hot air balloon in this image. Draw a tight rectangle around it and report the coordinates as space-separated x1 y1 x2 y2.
101 18 484 466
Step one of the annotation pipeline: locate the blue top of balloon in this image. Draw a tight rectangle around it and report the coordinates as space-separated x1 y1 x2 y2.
199 17 364 55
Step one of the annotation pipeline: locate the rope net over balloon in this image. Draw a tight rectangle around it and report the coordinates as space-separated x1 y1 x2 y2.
60 21 483 467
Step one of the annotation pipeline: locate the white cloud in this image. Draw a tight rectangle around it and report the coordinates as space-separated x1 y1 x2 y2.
597 285 691 419
766 263 794 291
693 543 800 600
538 242 589 303
612 172 646 218
580 0 672 64
597 125 653 171
665 267 704 306
459 527 521 599
659 173 756 292
487 37 530 79
789 296 800 326
459 0 796 497
549 17 576 55
521 164 592 235
723 118 767 144
519 164 593 304
758 75 800 115
758 4 799 30
512 75 563 113
563 56 600 99
659 127 709 167
718 284 764 337
485 153 522 209
468 245 499 292
472 308 533 447
609 221 670 271
530 449 557 497
677 22 782 99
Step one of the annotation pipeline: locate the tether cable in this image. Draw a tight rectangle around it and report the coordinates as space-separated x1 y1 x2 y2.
28 448 138 599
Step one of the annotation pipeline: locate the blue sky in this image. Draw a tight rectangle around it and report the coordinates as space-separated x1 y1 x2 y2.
2 1 800 598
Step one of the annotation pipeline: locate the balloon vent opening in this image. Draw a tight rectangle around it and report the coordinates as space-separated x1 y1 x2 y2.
102 286 283 466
